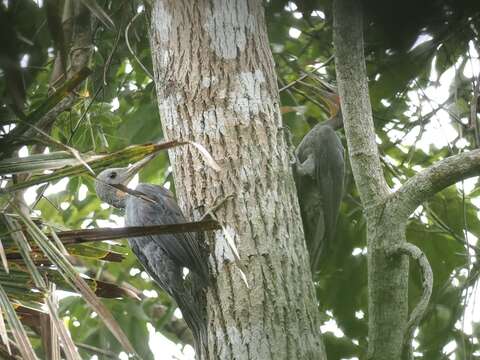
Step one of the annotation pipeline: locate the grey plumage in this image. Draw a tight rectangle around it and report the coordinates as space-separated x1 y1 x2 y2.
294 118 345 271
95 164 208 358
127 184 209 281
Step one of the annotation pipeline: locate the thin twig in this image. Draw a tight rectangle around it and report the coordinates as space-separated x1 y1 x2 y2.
68 85 103 143
14 120 95 175
103 27 122 86
125 11 153 79
279 73 309 93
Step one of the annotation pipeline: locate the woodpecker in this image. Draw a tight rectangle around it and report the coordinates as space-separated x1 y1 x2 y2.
294 93 345 271
95 158 208 358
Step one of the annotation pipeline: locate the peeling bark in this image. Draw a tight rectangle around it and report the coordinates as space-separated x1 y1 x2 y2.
149 1 325 359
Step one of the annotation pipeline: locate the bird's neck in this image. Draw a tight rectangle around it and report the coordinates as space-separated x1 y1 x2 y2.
102 186 127 209
324 111 343 130
111 195 126 209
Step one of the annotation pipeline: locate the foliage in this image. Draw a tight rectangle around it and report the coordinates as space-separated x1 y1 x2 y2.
269 2 480 359
0 0 479 359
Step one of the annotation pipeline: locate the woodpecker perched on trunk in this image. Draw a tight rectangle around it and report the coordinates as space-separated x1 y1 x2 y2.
294 90 345 272
95 157 208 358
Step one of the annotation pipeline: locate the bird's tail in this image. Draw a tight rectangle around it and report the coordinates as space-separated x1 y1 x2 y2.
313 126 345 266
173 273 208 359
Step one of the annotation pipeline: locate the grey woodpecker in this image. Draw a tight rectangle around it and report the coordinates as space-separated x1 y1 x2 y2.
294 91 345 272
95 156 209 358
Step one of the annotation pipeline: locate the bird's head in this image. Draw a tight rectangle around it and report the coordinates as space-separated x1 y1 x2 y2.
95 155 154 208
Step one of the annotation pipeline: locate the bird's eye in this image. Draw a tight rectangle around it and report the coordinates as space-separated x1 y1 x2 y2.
109 172 117 179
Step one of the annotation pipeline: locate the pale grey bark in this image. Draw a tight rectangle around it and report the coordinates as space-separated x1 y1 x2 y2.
333 1 479 360
149 1 325 359
392 149 480 220
332 0 389 208
333 2 409 357
387 243 433 360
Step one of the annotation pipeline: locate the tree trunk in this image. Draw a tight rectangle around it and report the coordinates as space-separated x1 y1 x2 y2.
148 1 325 359
333 1 409 359
365 207 409 359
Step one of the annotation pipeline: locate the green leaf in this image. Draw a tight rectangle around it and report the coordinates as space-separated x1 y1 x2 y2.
46 283 81 360
0 141 178 194
0 283 38 360
0 151 87 175
2 215 46 290
3 67 92 145
15 207 137 357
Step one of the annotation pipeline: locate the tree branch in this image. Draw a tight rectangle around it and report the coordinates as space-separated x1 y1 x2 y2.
333 2 410 358
333 0 390 208
387 244 433 360
392 149 480 220
54 220 220 245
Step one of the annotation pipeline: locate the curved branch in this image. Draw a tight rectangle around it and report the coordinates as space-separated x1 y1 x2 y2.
125 11 153 80
392 149 480 220
387 243 433 360
333 0 389 207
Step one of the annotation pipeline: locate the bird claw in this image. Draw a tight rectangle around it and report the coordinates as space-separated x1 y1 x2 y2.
296 155 315 178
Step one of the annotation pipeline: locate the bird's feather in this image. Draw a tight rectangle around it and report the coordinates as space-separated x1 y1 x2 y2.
125 186 208 357
295 123 345 270
125 184 209 282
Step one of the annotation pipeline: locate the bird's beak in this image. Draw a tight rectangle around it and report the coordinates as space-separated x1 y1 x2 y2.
121 154 156 184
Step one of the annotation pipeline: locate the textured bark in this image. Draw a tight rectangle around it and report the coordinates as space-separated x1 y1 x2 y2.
392 148 480 220
333 1 408 359
364 207 409 360
333 2 480 358
149 1 325 359
333 1 389 207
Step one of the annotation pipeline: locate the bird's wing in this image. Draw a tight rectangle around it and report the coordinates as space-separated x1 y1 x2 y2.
295 124 345 270
297 180 325 243
126 184 209 281
127 234 207 355
128 238 180 295
314 126 345 245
